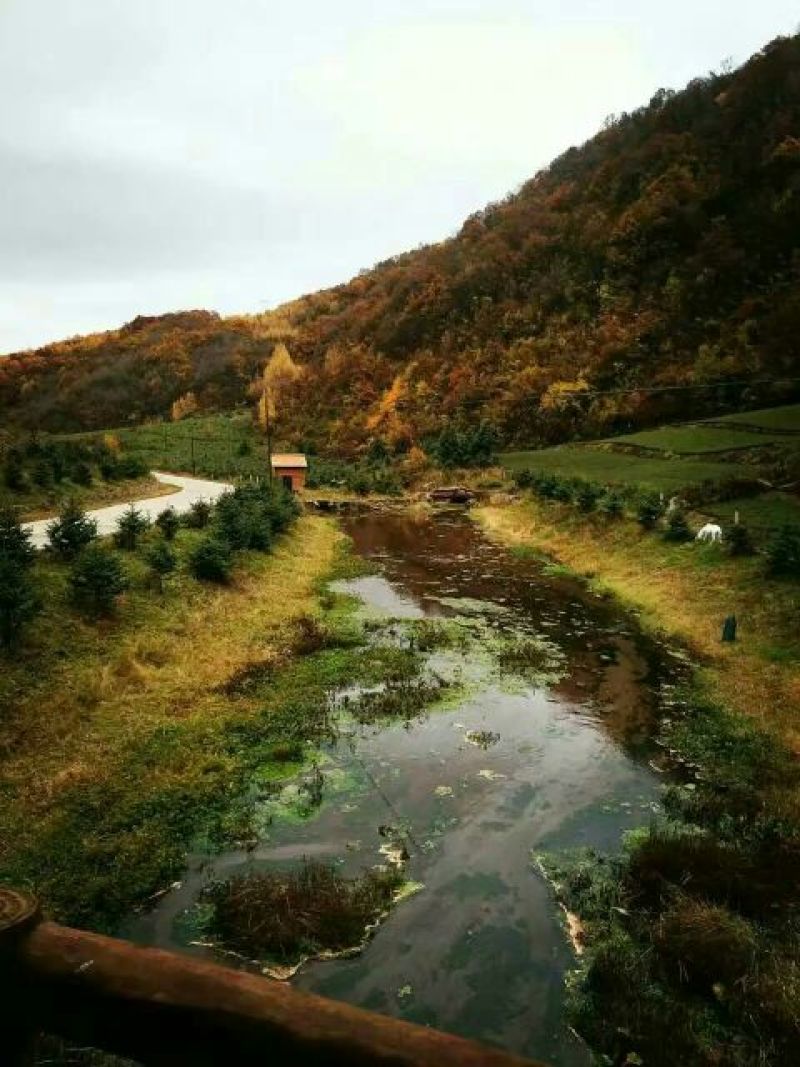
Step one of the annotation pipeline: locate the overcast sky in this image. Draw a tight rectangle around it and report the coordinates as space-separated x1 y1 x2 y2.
1 1 798 354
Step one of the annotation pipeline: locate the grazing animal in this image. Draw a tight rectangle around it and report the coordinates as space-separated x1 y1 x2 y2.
696 522 722 543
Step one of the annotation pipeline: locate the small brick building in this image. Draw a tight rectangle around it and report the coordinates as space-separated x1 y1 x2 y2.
271 453 307 492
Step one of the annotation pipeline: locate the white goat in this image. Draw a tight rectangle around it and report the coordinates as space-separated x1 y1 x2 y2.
696 522 723 543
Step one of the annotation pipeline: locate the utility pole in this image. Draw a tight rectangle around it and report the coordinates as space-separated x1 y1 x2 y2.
265 388 273 485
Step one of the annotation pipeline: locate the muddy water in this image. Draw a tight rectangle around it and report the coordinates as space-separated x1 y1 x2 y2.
126 511 681 1065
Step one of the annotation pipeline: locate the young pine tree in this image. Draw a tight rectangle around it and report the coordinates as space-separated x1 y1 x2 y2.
47 500 98 559
145 538 177 592
189 537 232 583
114 504 150 550
664 508 692 542
155 507 180 541
766 525 800 578
0 508 39 651
70 545 129 617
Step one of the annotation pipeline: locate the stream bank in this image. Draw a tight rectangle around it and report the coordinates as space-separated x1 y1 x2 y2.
124 509 687 1066
474 498 800 1065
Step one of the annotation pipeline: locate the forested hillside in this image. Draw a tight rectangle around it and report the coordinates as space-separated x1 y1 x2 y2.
2 33 799 453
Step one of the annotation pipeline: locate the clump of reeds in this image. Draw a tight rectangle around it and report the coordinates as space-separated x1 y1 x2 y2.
349 677 447 724
291 614 332 656
217 657 280 695
207 860 404 963
496 637 556 676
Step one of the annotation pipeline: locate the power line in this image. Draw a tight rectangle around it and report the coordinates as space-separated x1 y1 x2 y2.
557 376 800 398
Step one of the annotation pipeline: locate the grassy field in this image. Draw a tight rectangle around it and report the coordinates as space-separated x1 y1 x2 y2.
117 413 268 479
605 424 800 453
711 491 800 530
708 402 800 431
62 413 269 480
0 514 345 928
498 446 756 490
476 501 800 745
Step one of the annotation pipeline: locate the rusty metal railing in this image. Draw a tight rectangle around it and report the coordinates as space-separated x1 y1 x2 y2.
0 888 545 1066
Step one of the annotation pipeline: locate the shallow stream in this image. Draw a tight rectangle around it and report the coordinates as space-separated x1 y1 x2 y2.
126 510 684 1065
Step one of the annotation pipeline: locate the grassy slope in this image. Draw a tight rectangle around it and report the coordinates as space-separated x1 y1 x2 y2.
475 500 800 753
606 424 800 453
0 515 343 927
712 491 800 530
62 414 267 481
711 403 800 430
118 413 266 479
4 473 177 521
498 447 756 489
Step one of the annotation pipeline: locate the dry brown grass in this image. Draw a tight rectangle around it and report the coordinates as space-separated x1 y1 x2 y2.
17 474 178 521
476 501 800 749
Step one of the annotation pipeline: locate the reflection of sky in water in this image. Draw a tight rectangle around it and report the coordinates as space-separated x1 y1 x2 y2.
125 512 680 1067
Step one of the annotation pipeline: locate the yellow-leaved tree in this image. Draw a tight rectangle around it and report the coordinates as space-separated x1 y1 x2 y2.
171 390 198 422
256 343 302 432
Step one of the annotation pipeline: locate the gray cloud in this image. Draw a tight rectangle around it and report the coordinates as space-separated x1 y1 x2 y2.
1 0 798 353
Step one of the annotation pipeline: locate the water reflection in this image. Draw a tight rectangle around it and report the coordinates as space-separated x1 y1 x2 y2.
127 510 680 1066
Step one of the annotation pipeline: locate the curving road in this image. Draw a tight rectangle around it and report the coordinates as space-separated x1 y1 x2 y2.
24 471 233 550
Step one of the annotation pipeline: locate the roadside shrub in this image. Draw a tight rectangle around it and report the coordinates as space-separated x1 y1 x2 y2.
637 493 663 530
70 544 128 616
114 454 148 478
47 500 97 559
184 499 212 528
575 481 602 513
71 461 93 486
32 459 53 488
0 505 36 568
513 468 534 489
727 523 755 557
214 490 270 550
144 538 177 592
213 484 298 551
664 508 691 542
154 507 180 540
765 524 800 578
551 476 574 502
3 454 27 491
189 536 232 583
0 558 40 650
114 504 150 550
601 491 625 519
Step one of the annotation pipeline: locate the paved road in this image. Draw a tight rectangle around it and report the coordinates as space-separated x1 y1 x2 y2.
25 471 233 549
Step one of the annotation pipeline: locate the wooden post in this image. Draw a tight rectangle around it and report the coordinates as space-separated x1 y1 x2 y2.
0 889 545 1067
0 888 42 1065
265 388 274 485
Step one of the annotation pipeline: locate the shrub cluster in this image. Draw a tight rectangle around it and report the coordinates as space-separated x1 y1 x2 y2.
765 524 800 578
424 422 495 468
69 543 129 617
547 693 800 1067
0 506 39 650
47 499 98 558
513 469 633 518
2 437 147 495
306 455 403 496
190 482 300 583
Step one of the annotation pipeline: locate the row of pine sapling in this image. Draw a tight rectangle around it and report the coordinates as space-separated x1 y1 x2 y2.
0 482 301 652
512 468 800 577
